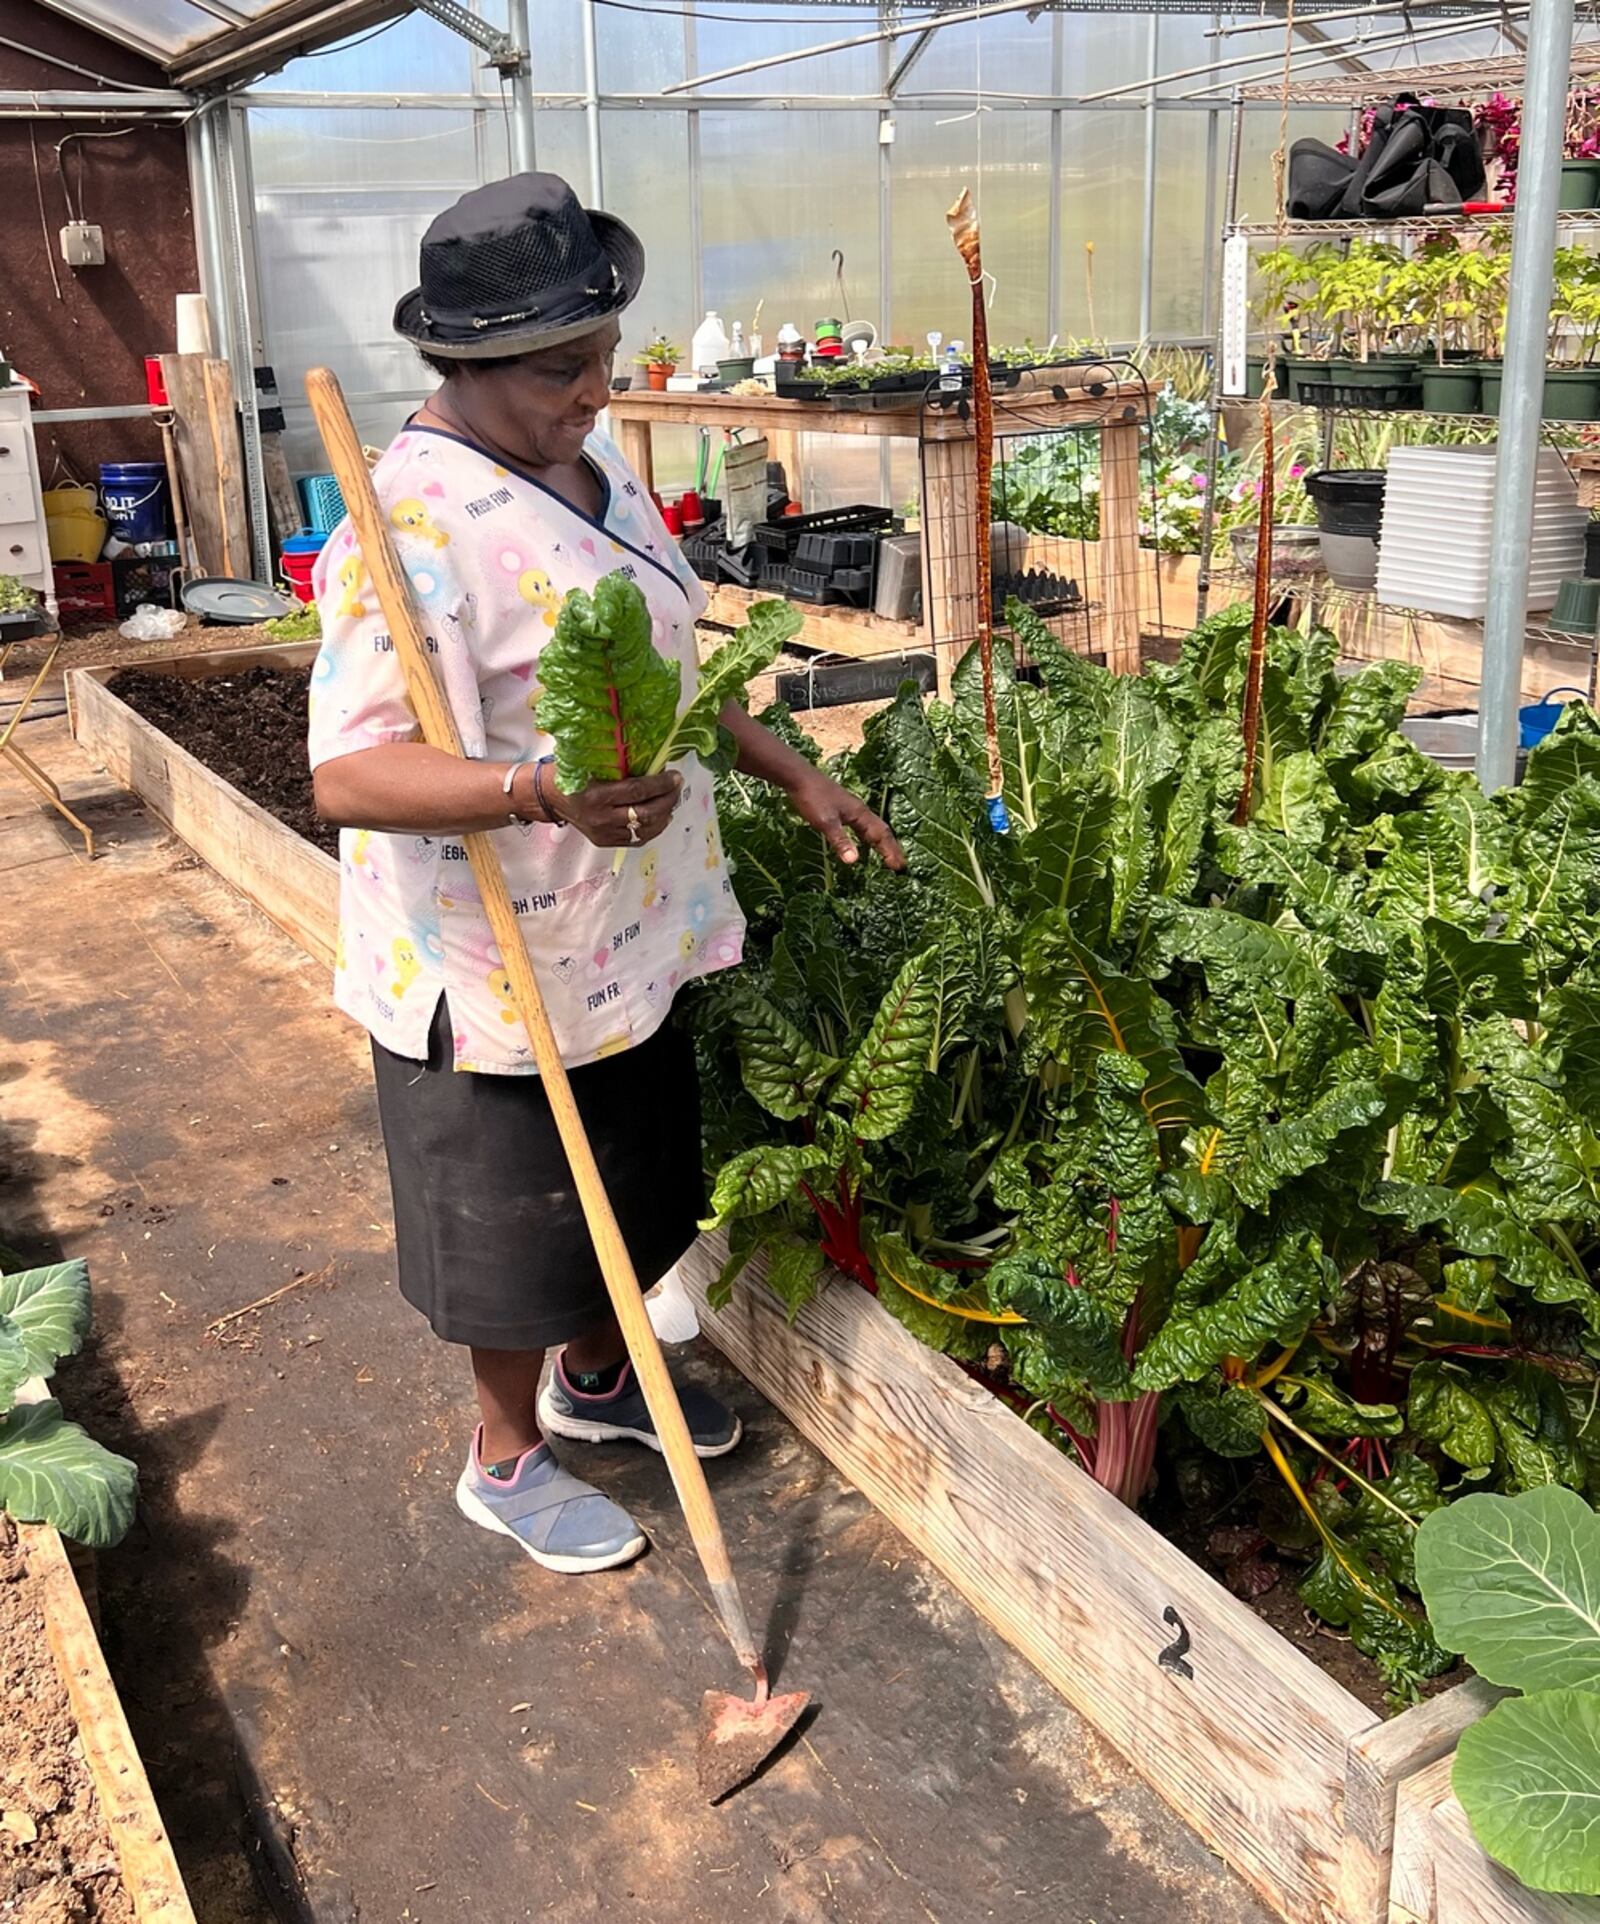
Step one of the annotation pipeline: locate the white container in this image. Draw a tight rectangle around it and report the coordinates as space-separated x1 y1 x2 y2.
175 292 213 356
691 311 731 376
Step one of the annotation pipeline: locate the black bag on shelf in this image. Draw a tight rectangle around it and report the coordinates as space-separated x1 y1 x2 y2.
1288 96 1486 221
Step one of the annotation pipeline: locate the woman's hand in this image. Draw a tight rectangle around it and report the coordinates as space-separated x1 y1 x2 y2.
550 770 683 848
785 767 905 870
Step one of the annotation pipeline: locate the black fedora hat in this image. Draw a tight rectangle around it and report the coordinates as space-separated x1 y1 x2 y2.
394 172 644 360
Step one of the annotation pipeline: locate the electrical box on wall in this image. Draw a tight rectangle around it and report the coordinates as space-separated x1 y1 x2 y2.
60 222 105 268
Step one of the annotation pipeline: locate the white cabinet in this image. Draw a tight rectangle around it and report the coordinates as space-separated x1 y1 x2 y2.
0 388 52 608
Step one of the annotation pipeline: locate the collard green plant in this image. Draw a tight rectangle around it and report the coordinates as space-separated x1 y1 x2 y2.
0 1260 137 1548
1416 1488 1600 1893
534 572 801 792
696 599 1600 1681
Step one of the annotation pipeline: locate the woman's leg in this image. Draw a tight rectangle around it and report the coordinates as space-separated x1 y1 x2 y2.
470 1313 624 1465
470 1347 545 1465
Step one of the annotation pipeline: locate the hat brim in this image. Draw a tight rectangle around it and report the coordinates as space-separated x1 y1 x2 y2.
393 208 644 361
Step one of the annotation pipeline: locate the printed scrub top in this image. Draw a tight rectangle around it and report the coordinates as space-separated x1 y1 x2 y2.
306 422 745 1074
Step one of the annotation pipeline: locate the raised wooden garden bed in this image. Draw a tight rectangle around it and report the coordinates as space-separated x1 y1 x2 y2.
1391 1755 1600 1924
70 648 1497 1924
69 645 337 971
7 1517 195 1922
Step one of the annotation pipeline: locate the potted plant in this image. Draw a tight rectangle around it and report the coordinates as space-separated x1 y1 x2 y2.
1254 243 1329 400
1409 239 1484 412
634 336 681 392
1543 244 1600 419
0 574 44 642
1560 85 1600 207
1316 241 1418 402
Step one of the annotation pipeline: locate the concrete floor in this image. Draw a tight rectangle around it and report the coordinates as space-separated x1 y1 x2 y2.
0 711 1272 1924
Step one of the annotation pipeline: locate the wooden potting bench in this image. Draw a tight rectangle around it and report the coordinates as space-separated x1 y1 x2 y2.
607 377 1152 689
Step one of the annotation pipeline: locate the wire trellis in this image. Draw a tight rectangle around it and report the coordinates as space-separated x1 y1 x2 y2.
917 358 1164 678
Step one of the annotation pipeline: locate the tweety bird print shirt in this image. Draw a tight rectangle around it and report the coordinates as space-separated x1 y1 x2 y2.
307 423 745 1074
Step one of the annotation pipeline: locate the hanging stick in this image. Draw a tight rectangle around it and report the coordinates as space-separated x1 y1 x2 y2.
1237 0 1296 826
947 188 1008 833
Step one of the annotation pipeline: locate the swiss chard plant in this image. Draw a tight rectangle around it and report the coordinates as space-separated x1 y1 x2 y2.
534 571 801 792
1416 1486 1600 1894
0 1260 137 1548
695 602 1600 1687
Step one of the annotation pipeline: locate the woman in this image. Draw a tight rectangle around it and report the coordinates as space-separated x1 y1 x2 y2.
309 174 901 1575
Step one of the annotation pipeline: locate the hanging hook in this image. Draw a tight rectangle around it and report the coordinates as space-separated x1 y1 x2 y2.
831 248 850 322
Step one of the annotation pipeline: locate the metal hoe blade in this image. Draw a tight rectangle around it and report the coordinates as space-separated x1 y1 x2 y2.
697 1668 810 1803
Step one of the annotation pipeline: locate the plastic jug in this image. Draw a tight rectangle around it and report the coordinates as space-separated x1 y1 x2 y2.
691 311 731 376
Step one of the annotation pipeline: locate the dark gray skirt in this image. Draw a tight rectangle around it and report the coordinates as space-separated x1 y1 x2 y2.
371 997 704 1350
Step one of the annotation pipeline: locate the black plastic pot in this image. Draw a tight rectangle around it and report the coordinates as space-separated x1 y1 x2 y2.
1584 516 1600 581
1304 469 1386 538
0 608 45 642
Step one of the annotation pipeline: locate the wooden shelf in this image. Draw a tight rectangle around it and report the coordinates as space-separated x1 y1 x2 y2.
700 580 923 661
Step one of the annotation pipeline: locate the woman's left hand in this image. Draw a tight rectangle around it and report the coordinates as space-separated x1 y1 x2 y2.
785 768 905 870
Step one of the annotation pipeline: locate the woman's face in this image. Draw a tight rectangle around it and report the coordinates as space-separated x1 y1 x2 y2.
455 321 621 470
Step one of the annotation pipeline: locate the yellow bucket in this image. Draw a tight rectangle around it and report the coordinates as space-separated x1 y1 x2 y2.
44 483 107 564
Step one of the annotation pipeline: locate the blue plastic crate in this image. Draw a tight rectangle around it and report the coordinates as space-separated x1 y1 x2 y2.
298 473 346 535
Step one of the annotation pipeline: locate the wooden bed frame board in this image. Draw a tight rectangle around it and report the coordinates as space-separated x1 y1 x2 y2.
69 647 338 972
20 1522 196 1922
68 650 1494 1924
676 1240 1482 1924
1391 1755 1600 1924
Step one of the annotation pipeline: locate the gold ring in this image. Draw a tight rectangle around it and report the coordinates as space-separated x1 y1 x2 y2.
627 804 641 845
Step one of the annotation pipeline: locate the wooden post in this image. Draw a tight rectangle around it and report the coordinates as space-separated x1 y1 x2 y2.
1098 416 1144 675
159 355 248 580
613 413 654 493
921 434 981 698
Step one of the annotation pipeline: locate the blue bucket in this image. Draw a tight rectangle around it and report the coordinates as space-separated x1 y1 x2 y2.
1519 686 1590 750
99 461 170 545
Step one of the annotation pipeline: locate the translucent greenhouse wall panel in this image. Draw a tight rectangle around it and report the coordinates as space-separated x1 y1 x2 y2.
903 10 1054 93
692 4 882 97
1058 109 1144 343
698 112 879 340
257 13 475 92
1149 113 1210 339
1234 110 1351 228
890 112 1051 350
251 107 478 470
599 115 694 368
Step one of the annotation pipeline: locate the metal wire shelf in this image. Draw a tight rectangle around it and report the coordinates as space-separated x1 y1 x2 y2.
1226 212 1600 240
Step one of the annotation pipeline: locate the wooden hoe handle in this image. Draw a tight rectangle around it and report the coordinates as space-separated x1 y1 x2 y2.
305 368 761 1678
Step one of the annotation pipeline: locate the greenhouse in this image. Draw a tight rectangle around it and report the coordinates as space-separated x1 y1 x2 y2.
4 3 1600 1921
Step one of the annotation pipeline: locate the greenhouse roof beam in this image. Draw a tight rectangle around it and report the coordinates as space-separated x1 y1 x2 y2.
1179 5 1529 97
886 24 939 96
170 1 408 86
1288 16 1372 78
662 0 1054 97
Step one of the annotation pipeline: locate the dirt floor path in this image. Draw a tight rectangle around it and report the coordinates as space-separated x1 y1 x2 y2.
0 716 1272 1924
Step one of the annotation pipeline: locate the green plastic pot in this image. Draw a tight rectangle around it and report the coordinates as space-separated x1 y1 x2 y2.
1333 356 1419 389
1245 357 1266 399
1542 367 1600 420
1548 576 1600 636
1476 361 1503 414
1420 363 1482 413
1560 158 1600 209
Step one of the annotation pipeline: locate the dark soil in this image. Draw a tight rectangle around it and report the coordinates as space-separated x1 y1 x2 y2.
109 666 335 859
1152 1469 1461 1718
0 1517 135 1923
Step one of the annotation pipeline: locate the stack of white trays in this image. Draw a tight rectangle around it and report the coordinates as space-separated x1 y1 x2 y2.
1375 446 1587 620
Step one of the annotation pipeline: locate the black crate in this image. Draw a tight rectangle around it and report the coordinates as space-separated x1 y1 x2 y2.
112 552 183 617
753 504 898 566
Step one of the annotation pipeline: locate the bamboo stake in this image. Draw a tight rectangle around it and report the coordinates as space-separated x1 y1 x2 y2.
303 366 773 1698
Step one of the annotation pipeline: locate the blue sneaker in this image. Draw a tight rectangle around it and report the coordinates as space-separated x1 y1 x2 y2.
538 1353 742 1459
454 1429 647 1574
